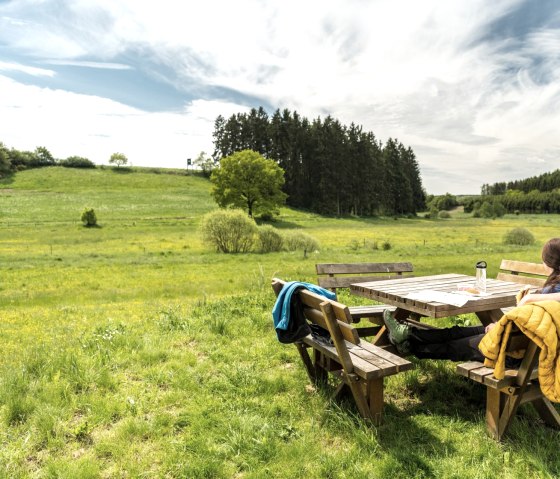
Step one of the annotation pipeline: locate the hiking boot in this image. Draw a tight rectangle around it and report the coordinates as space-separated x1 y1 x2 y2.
382 309 410 346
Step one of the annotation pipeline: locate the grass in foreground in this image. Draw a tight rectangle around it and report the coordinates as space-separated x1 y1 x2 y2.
1 167 559 477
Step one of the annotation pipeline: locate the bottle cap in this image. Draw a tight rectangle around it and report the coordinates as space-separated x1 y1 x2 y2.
476 261 487 269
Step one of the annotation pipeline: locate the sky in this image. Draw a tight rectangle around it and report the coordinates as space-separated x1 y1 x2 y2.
1 0 559 195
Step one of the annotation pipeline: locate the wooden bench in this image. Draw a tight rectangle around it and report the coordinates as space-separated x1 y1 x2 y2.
497 260 547 314
272 278 413 424
497 259 548 287
316 262 414 323
457 331 560 440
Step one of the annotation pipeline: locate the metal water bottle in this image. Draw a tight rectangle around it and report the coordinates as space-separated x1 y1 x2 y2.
475 261 487 293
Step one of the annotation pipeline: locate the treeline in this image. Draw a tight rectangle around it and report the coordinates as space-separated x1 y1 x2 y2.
0 142 95 177
481 169 560 195
475 168 560 214
212 107 426 216
464 190 560 215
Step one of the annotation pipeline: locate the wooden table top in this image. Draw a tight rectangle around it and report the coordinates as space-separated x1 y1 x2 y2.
350 273 530 318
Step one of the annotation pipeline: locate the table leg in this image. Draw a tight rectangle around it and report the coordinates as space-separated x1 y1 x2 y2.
476 309 503 327
394 308 410 321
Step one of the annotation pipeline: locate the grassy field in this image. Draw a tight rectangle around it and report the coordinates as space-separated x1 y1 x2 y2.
1 167 559 478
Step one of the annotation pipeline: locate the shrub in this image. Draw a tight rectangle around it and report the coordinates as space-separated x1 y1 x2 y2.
282 231 319 258
438 211 451 219
478 201 495 218
256 225 283 253
493 201 506 217
81 208 97 227
381 241 392 251
503 228 535 246
201 209 257 253
60 156 96 168
475 200 506 219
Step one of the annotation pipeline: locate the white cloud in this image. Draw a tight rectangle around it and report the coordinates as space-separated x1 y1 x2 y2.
43 60 131 70
0 0 559 194
0 74 246 166
0 61 55 77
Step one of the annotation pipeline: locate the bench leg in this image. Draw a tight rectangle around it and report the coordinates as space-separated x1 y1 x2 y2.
366 377 384 425
533 398 560 429
487 388 529 441
486 389 507 440
294 343 316 383
345 375 374 422
313 349 329 385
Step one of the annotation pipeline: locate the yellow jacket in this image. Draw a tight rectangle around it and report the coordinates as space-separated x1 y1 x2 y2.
478 300 560 402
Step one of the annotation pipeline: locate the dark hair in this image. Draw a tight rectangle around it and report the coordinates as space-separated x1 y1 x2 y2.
541 238 560 292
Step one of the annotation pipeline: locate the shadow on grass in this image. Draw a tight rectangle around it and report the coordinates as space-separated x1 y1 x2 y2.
387 358 560 476
111 167 134 173
318 388 448 478
258 218 305 229
0 173 15 186
315 357 560 476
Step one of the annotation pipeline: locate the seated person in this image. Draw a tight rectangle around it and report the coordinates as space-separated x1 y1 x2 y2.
383 237 560 361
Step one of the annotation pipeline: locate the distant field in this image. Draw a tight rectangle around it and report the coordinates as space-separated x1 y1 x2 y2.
1 167 555 309
1 167 559 478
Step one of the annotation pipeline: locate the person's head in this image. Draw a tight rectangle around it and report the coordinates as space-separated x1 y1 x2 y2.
541 238 560 290
542 238 560 272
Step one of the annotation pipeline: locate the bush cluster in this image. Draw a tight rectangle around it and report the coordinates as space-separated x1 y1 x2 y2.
59 156 96 169
256 225 283 253
503 227 535 246
201 210 256 253
200 210 319 256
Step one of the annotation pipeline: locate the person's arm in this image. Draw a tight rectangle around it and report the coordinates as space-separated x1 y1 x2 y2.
518 291 560 306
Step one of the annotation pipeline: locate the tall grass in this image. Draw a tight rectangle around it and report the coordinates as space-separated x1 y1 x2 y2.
1 167 559 477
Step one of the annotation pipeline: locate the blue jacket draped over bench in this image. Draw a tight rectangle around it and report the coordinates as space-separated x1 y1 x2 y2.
272 281 335 343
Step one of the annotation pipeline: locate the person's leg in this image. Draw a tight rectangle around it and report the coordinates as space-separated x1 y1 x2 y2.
409 325 485 344
409 332 485 362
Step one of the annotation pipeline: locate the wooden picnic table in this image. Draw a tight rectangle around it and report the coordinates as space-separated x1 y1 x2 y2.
350 273 532 326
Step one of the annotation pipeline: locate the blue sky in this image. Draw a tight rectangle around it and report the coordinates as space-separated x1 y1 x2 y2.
1 0 559 194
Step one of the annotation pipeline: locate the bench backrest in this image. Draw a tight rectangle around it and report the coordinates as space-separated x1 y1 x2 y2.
272 278 360 346
497 260 548 288
316 262 414 291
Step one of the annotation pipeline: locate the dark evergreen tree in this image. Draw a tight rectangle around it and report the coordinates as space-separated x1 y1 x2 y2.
211 108 426 216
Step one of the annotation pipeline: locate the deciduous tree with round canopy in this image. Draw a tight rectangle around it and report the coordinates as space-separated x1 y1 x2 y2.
210 150 287 217
109 152 128 168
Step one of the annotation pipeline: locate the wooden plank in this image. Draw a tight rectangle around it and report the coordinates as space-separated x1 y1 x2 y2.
338 321 360 345
457 361 486 377
499 259 549 276
496 272 545 287
330 300 357 325
358 340 413 371
303 337 383 380
468 365 496 383
457 361 538 389
348 305 395 318
302 304 360 345
318 274 413 289
320 302 358 379
483 370 524 389
316 262 413 275
347 345 399 375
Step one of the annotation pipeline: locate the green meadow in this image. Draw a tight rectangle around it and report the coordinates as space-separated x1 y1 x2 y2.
1 167 559 478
